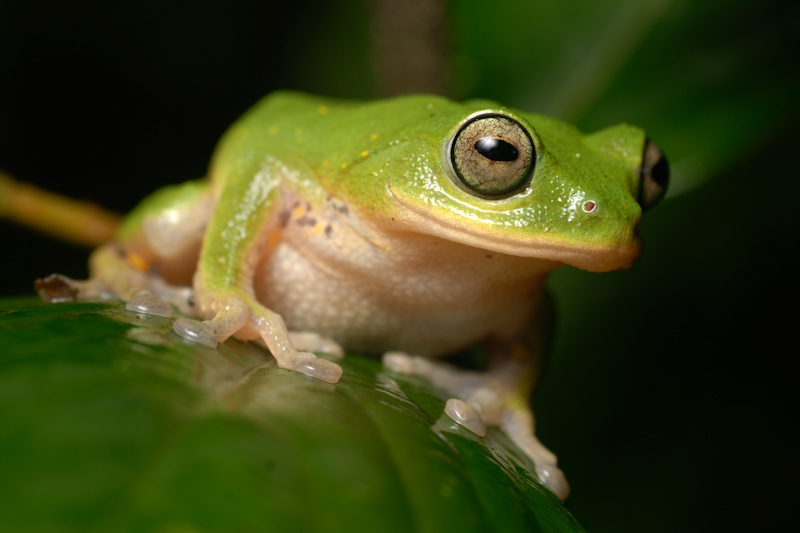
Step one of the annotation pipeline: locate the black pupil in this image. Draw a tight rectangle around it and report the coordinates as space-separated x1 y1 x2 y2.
474 137 518 162
651 155 669 187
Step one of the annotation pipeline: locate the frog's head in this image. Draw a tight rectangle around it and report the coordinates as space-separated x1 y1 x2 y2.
372 98 668 273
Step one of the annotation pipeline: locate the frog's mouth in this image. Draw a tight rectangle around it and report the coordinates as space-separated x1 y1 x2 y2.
388 189 642 273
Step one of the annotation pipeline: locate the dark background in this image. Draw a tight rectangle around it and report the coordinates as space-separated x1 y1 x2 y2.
2 0 798 531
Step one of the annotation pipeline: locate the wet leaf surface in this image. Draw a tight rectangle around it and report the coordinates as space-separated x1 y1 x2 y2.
0 298 584 532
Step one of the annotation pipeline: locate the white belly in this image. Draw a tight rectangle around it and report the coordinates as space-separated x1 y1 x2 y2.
253 228 545 356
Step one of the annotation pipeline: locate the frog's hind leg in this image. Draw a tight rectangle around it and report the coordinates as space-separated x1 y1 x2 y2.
35 243 195 316
36 180 213 316
383 348 570 500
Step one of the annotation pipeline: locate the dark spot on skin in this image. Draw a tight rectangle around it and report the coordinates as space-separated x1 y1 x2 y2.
305 202 312 212
334 204 349 215
486 254 492 259
296 216 317 227
292 201 300 209
325 224 333 238
187 294 195 307
278 209 291 228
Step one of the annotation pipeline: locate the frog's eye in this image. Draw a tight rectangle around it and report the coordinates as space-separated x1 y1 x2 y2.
638 139 669 211
450 114 535 197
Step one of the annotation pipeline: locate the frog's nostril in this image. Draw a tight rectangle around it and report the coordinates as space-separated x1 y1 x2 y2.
582 200 597 213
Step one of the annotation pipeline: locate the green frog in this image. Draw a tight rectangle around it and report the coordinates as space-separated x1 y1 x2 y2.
37 91 668 500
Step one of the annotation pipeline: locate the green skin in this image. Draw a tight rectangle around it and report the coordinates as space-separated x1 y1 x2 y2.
84 91 651 500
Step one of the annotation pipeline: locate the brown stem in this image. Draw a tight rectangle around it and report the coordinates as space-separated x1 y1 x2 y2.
0 171 121 248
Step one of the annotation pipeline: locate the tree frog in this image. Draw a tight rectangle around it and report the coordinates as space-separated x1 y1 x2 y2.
36 91 668 500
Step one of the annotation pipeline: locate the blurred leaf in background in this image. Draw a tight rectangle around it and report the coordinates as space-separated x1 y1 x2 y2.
1 0 798 531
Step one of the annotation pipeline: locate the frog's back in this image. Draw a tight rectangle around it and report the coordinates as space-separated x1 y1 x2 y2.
208 91 471 181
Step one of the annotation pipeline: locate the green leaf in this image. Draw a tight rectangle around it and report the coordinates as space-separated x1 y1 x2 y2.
0 298 584 532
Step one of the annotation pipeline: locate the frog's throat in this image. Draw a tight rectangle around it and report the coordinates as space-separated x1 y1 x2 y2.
389 196 641 273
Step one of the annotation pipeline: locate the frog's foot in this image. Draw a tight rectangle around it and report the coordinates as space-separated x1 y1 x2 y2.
177 295 343 384
36 244 196 315
35 270 143 304
35 273 80 303
500 406 569 500
382 351 569 500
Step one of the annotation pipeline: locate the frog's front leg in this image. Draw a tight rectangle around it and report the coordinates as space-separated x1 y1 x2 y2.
174 288 343 383
170 170 343 384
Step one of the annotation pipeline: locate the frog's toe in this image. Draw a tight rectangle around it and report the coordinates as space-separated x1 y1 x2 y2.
289 332 344 358
535 463 570 501
173 317 218 348
445 398 487 437
284 352 343 384
126 291 174 318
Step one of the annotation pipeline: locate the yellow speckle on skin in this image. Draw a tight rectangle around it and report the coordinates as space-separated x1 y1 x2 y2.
268 125 279 135
125 252 149 273
341 163 347 169
292 206 305 217
294 127 303 135
360 150 369 158
322 159 329 165
370 133 380 141
317 105 329 115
